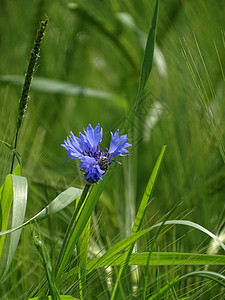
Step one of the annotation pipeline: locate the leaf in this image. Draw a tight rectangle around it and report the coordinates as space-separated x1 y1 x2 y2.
122 0 159 134
151 220 225 252
132 146 166 234
0 164 27 278
0 75 127 108
136 0 159 100
88 252 225 268
55 182 106 278
60 251 225 283
1 174 28 278
12 164 22 176
0 187 82 237
0 175 14 260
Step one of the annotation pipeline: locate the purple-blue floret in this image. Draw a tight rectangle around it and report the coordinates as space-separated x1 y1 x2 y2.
62 124 131 183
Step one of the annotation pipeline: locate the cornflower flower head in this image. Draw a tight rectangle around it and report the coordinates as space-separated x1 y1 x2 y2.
62 124 131 183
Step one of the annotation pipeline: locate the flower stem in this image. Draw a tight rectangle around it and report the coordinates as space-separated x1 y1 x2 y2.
56 183 92 275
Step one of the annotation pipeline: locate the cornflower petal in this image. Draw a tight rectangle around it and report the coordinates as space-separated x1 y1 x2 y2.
108 129 131 158
61 131 83 160
81 124 103 152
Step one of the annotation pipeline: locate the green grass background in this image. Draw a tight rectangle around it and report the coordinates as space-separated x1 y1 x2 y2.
0 0 225 299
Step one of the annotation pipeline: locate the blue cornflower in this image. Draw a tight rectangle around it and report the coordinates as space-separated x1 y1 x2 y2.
62 124 131 183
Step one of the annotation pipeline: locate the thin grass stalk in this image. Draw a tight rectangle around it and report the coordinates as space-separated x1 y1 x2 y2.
33 226 60 300
10 19 48 173
142 205 178 300
181 37 225 163
77 217 91 300
148 271 225 300
55 183 92 276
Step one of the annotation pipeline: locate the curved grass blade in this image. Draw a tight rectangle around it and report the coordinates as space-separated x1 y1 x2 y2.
0 75 127 108
87 220 225 274
0 165 26 276
0 187 82 237
1 173 28 278
151 220 225 252
0 175 13 258
148 271 225 299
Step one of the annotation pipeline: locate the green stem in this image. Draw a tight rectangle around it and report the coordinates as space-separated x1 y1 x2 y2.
10 130 19 174
56 183 92 275
33 226 60 300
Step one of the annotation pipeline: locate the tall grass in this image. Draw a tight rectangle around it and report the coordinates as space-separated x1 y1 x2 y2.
0 0 225 299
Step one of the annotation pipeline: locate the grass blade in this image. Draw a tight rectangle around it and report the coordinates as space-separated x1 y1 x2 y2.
0 176 13 259
55 183 92 278
88 252 225 268
151 220 225 252
1 173 28 278
60 251 225 283
0 164 27 279
0 187 82 237
122 0 159 134
132 145 166 234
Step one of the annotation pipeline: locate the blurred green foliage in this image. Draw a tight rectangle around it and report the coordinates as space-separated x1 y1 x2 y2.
0 0 225 298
